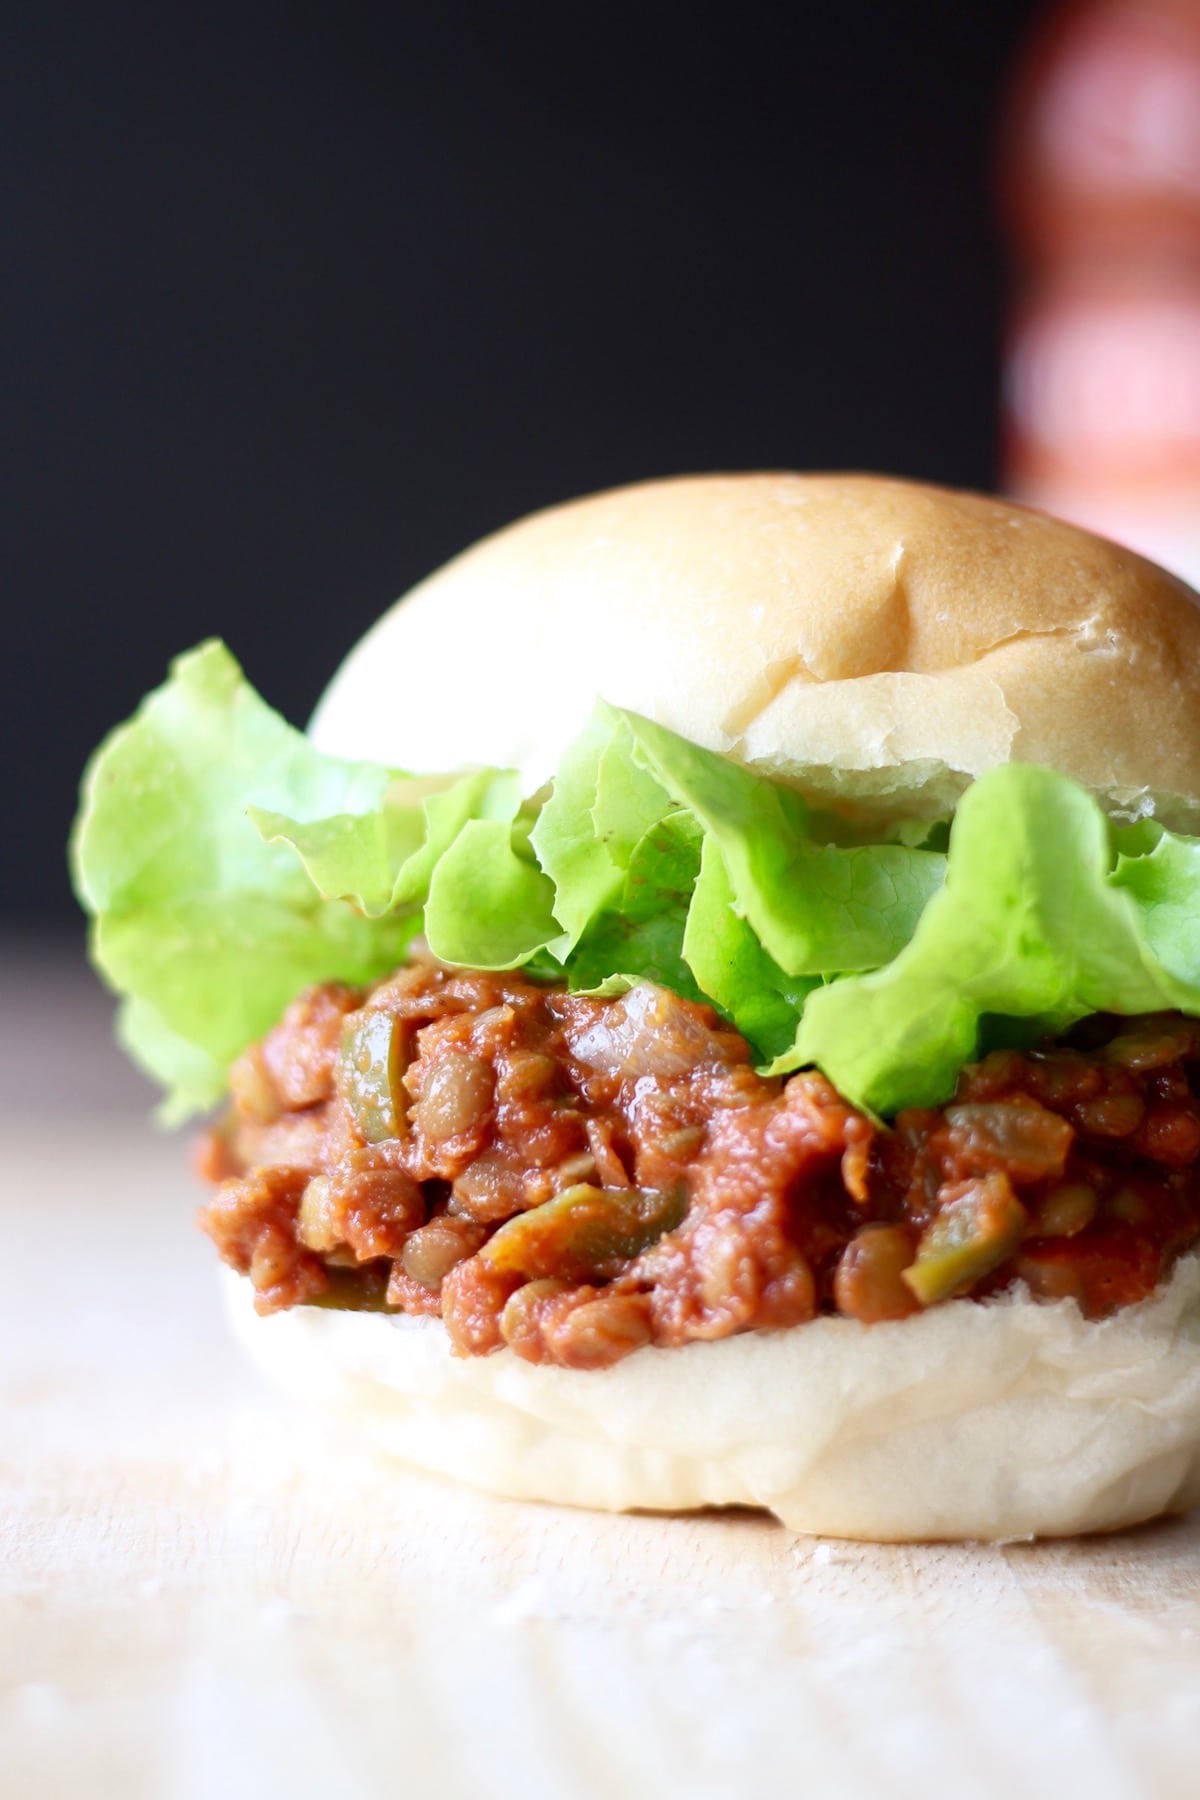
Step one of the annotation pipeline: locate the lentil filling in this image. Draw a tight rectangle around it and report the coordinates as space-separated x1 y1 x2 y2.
197 958 1200 1371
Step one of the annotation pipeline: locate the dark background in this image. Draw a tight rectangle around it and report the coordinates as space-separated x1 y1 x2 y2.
6 0 1043 925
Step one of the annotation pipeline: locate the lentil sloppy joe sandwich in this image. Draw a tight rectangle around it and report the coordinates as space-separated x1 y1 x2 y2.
72 474 1200 1540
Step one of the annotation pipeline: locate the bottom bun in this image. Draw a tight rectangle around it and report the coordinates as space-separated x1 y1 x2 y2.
226 1257 1200 1541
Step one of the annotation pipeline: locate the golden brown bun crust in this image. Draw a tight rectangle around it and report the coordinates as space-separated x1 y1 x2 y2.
312 473 1200 826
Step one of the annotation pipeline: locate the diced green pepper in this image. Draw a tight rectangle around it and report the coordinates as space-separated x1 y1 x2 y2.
339 1010 407 1143
481 1183 687 1284
902 1175 1028 1306
303 1265 398 1312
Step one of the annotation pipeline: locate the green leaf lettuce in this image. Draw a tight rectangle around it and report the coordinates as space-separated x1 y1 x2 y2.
73 643 440 1113
777 765 1200 1114
71 644 1200 1125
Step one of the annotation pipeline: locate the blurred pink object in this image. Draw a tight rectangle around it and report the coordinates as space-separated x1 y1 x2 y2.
999 0 1200 588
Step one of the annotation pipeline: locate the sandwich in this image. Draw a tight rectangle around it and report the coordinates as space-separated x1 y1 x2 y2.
71 473 1200 1540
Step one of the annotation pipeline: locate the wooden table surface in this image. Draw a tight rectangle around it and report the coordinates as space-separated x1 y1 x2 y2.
4 940 1200 1799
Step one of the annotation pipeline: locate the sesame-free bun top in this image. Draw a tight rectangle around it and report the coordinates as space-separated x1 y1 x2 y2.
312 473 1200 825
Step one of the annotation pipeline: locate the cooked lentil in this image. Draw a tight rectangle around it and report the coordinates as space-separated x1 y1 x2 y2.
197 960 1200 1370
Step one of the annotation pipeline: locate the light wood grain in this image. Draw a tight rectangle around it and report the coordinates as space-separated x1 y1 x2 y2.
3 955 1200 1799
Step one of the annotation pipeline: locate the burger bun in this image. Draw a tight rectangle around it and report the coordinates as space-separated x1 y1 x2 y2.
272 475 1200 1539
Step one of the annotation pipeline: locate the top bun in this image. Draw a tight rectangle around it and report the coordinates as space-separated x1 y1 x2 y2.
312 473 1200 827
